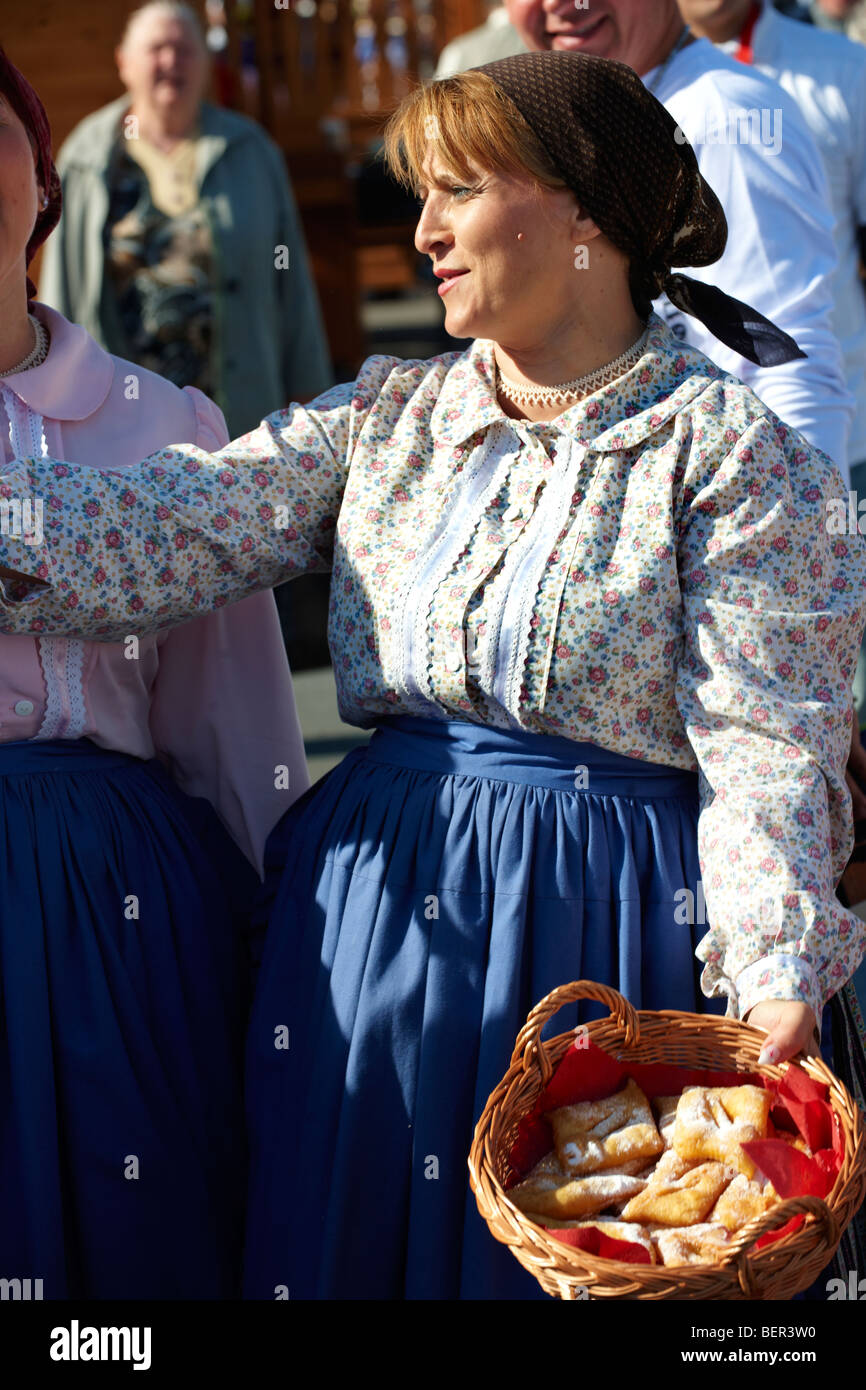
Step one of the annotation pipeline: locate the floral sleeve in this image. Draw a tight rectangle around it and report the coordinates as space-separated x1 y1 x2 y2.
675 383 866 1024
0 356 399 641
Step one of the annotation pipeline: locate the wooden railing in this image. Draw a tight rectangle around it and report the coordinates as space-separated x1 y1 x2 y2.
10 0 487 157
207 1 489 372
214 0 488 154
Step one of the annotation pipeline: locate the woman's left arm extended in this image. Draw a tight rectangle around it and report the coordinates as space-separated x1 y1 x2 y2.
0 355 399 640
675 385 866 1056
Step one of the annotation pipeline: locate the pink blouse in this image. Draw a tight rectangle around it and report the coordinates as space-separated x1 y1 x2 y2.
0 302 310 874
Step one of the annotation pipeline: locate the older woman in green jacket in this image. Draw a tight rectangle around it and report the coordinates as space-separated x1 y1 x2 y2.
38 0 332 439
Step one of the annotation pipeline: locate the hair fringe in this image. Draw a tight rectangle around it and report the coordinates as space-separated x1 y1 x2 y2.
381 70 566 198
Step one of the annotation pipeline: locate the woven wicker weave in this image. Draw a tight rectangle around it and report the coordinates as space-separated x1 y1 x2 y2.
468 980 866 1300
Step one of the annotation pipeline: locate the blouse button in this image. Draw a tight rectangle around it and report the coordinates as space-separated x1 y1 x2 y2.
13 700 34 716
502 504 522 522
445 651 462 672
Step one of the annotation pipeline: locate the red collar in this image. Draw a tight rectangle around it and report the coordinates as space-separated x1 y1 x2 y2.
735 1 762 64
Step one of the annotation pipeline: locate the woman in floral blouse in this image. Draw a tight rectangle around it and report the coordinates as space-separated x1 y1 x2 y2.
2 52 865 1298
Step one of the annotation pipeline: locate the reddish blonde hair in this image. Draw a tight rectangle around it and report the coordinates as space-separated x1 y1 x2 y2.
382 70 567 197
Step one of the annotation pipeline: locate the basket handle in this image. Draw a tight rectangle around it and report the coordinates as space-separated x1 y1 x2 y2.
510 979 639 1088
722 1194 839 1299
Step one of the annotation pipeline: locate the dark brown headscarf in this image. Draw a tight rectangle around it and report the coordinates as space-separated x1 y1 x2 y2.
475 51 803 367
0 46 63 303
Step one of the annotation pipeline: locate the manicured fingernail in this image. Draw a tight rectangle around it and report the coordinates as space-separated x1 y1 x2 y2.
758 1044 780 1066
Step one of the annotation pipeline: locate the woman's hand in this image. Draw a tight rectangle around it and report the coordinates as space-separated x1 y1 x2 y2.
743 999 820 1066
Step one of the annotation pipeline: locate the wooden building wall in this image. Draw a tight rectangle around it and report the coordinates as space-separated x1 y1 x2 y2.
6 0 490 152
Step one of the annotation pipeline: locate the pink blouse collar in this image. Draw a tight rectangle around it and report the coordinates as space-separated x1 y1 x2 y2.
0 302 113 421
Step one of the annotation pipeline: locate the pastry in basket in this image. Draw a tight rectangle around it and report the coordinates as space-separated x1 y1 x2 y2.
575 1219 657 1261
548 1078 665 1176
619 1160 733 1226
509 1160 648 1220
510 1150 567 1189
650 1147 700 1184
709 1172 778 1232
627 1161 662 1180
652 1095 681 1150
673 1084 772 1179
651 1222 733 1267
510 1148 651 1189
519 1215 657 1259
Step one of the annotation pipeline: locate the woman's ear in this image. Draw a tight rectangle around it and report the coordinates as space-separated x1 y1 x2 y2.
572 204 603 244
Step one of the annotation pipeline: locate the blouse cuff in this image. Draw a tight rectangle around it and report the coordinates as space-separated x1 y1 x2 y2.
733 953 824 1032
696 889 866 1022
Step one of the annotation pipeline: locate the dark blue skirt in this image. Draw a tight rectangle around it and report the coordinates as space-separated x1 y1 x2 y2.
243 714 732 1300
0 738 255 1299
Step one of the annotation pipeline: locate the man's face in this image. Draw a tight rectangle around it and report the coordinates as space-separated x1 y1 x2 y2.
505 0 681 75
116 14 208 116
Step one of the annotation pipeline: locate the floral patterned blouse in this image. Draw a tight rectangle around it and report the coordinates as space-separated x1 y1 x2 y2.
1 314 865 1027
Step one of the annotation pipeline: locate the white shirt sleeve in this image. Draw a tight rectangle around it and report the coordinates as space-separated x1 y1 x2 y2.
652 50 854 476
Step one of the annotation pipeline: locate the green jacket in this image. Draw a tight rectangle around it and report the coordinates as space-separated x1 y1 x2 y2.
39 97 334 437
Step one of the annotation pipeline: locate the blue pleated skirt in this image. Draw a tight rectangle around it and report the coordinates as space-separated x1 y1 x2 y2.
243 713 734 1300
0 738 255 1299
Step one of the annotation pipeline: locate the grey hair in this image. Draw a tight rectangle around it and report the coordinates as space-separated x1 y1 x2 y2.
119 2 207 52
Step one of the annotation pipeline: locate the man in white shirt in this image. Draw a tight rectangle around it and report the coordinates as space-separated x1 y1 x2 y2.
680 0 866 766
679 1 866 469
504 0 854 475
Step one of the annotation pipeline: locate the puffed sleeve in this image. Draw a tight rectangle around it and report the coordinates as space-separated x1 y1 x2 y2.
183 383 231 454
0 353 402 641
675 383 866 1025
148 386 311 875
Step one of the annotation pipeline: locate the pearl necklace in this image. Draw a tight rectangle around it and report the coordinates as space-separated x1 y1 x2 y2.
1 314 50 376
497 326 650 409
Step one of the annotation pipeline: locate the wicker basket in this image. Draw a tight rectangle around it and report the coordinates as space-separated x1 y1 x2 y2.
468 980 866 1300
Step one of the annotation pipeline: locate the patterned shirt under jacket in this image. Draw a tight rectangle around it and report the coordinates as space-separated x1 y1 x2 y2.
1 314 865 1027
